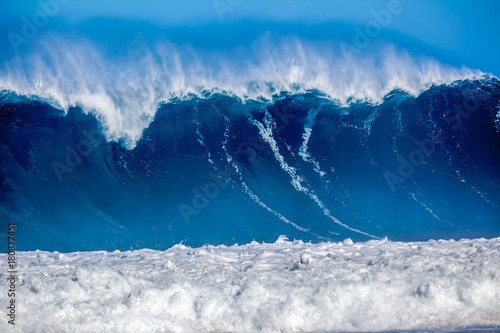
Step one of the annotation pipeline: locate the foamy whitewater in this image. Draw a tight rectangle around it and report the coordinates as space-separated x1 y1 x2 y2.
1 237 499 332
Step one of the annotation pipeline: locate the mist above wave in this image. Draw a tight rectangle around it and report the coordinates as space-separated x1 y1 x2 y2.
0 35 482 147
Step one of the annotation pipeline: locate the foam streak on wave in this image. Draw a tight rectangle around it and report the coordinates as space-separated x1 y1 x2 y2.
299 105 327 178
251 110 379 239
454 169 499 209
409 192 459 228
193 105 216 167
219 113 311 234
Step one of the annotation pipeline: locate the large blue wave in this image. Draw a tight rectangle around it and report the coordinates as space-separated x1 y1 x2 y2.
1 77 499 252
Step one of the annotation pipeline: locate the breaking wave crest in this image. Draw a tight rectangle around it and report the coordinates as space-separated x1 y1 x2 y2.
0 36 482 147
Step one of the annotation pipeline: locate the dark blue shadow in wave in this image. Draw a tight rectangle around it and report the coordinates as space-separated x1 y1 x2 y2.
1 78 499 252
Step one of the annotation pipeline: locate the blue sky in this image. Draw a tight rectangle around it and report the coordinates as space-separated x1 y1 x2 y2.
1 0 499 76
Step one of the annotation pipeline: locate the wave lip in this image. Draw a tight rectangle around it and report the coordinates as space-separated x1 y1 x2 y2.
0 37 484 147
2 236 499 332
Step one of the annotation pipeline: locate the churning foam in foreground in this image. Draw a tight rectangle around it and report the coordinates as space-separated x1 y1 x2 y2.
0 36 482 147
1 237 499 332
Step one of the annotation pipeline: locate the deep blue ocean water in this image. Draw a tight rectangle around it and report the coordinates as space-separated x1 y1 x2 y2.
1 78 499 252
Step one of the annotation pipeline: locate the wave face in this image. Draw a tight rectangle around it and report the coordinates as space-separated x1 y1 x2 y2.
1 237 499 332
1 78 500 251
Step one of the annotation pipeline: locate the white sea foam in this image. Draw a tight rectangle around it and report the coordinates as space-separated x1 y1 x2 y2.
2 237 499 332
0 36 482 148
